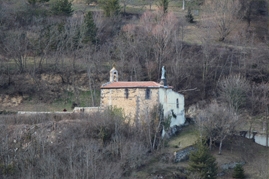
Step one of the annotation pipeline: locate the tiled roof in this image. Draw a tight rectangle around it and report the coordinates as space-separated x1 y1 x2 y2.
101 81 173 89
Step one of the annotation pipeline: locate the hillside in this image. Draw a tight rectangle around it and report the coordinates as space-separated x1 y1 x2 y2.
0 112 268 178
0 0 268 178
0 0 268 111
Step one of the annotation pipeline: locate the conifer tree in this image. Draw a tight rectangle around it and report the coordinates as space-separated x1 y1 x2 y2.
28 0 50 7
83 11 97 43
158 0 169 14
185 7 194 23
232 164 245 179
188 140 218 179
98 0 121 17
50 0 73 16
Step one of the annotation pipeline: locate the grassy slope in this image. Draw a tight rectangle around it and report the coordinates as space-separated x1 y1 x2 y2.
129 124 268 179
128 125 198 179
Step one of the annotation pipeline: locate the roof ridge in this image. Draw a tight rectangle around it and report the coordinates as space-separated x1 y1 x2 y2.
114 81 156 82
100 81 173 89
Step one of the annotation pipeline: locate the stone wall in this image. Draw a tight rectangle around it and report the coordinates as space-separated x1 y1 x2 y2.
242 131 269 147
73 107 99 113
174 145 196 163
100 88 159 121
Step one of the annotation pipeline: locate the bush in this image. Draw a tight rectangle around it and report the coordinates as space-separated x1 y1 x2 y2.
1 164 15 176
83 11 97 43
232 164 245 179
188 139 218 179
98 0 121 17
50 0 73 16
158 0 169 14
185 7 194 23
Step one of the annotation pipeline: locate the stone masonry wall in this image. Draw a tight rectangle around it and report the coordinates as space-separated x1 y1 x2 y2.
101 88 159 121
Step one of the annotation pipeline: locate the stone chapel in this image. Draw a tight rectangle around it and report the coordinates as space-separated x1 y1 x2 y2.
100 65 185 127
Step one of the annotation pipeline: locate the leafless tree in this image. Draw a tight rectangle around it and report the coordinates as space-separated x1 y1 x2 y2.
205 0 242 41
246 83 268 138
139 10 179 78
198 102 239 154
218 74 250 114
3 31 30 73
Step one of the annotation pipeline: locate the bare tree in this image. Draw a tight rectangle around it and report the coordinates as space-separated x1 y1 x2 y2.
205 0 242 41
246 83 268 138
3 31 29 73
140 10 179 78
198 102 239 154
218 74 250 114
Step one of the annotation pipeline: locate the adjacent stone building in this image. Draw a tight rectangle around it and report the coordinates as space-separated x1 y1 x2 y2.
100 65 185 127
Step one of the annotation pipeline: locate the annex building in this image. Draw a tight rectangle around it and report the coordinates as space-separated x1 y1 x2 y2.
100 65 185 127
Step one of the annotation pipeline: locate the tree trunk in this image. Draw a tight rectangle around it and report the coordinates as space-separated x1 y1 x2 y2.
123 1 126 16
88 68 95 106
209 137 212 151
219 139 223 155
248 120 252 138
265 104 269 147
152 119 161 150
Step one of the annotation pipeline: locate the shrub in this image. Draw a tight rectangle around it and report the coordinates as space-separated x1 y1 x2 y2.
185 7 194 23
83 11 97 43
50 0 73 16
232 164 245 179
98 0 121 17
188 139 218 179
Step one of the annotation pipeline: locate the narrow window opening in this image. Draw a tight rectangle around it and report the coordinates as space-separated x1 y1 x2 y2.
113 72 117 82
145 88 150 99
125 88 129 99
176 98 179 108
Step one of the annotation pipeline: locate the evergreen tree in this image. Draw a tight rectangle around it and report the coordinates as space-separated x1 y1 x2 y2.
232 164 245 179
185 7 194 23
28 0 50 6
158 0 169 14
50 0 73 16
83 11 97 43
188 140 218 179
98 0 121 17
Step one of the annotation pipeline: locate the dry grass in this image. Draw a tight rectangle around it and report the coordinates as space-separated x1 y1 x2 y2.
168 125 199 153
212 136 269 179
128 125 268 179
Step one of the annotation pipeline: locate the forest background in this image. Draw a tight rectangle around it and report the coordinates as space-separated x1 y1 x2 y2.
0 0 268 111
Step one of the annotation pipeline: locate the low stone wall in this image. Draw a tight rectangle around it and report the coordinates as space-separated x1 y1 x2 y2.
217 161 246 176
174 145 196 163
220 161 246 170
18 111 72 114
73 107 99 113
240 131 269 147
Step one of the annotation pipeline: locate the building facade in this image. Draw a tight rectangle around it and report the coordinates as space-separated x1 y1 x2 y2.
100 65 185 127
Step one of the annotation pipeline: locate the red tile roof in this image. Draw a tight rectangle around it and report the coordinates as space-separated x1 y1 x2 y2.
101 81 173 89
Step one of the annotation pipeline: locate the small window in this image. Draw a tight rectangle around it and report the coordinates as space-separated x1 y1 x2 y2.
145 88 150 99
113 72 117 82
176 98 179 108
125 88 129 99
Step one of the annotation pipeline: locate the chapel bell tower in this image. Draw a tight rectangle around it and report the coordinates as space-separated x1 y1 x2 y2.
110 63 118 82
